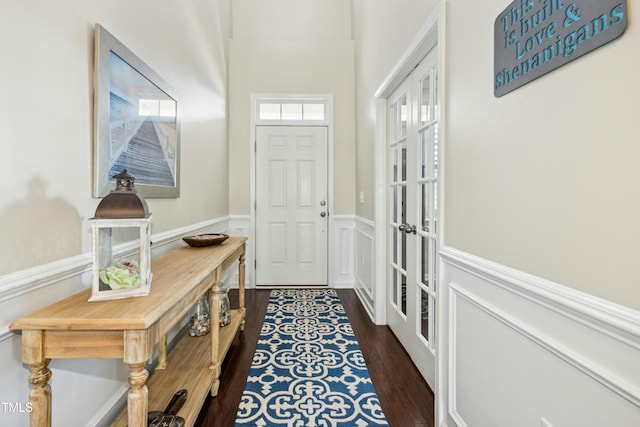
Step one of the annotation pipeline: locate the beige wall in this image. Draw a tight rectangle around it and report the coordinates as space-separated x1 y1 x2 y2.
352 0 640 310
352 0 440 220
0 2 231 425
0 0 231 276
445 0 640 310
228 0 356 215
232 0 351 40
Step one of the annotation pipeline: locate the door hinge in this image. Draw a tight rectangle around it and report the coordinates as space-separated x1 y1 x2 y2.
254 259 257 269
254 141 257 152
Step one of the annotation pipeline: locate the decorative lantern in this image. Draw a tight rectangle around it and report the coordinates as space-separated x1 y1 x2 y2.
89 170 152 302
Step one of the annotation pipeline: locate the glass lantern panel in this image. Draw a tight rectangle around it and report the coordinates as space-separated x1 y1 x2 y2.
93 220 150 296
98 251 142 291
97 228 113 270
111 227 144 244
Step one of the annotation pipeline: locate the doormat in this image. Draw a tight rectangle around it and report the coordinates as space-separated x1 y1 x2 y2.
234 289 389 426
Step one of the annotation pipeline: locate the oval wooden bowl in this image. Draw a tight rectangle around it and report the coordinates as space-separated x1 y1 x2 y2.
183 233 229 247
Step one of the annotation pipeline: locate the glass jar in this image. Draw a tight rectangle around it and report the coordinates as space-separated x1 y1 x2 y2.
219 287 231 327
189 295 210 336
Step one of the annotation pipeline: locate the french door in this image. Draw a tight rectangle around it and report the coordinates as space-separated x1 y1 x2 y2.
387 48 439 387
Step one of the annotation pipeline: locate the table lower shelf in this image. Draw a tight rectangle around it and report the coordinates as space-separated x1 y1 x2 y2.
112 309 244 427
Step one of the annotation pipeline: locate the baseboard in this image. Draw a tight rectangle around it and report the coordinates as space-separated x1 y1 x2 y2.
89 383 129 427
439 247 640 426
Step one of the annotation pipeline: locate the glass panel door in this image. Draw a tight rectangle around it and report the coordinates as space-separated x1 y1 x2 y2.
417 64 438 349
389 94 408 316
386 46 439 388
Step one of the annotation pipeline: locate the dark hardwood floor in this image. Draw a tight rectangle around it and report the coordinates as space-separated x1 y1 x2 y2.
195 289 434 427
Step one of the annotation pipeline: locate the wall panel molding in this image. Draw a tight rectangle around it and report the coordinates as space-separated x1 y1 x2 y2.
228 215 252 288
440 246 640 426
354 216 375 321
332 215 355 288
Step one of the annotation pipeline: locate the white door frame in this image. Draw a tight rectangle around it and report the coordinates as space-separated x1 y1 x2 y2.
373 2 446 421
374 4 444 322
250 93 335 287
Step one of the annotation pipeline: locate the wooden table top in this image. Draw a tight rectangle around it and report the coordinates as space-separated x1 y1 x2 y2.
9 237 246 331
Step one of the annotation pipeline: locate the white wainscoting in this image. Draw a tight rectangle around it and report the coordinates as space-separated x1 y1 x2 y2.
232 214 353 290
0 216 231 427
331 215 355 288
438 247 640 427
228 215 252 289
354 216 376 321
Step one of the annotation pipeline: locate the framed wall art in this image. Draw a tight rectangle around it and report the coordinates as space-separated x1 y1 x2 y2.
93 24 180 198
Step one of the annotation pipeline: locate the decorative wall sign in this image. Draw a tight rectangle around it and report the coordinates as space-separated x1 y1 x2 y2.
494 0 627 97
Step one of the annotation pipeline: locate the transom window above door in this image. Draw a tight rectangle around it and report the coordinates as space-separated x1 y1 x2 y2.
257 99 327 122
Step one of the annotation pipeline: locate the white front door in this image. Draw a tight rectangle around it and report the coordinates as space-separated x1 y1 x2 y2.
255 126 329 286
387 47 439 388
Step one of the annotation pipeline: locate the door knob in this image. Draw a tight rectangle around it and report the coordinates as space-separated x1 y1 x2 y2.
320 212 327 217
398 223 416 234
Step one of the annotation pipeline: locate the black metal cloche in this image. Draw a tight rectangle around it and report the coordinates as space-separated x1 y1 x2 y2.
93 170 150 219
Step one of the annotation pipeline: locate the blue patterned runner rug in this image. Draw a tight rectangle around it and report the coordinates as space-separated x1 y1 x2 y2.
235 289 389 426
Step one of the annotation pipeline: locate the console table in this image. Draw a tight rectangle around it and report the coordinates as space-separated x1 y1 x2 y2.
10 236 247 427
